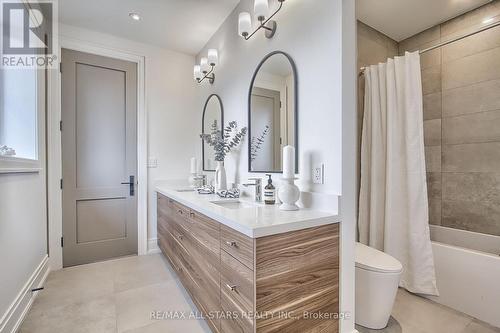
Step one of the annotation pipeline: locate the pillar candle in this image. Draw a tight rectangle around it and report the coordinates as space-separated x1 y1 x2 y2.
282 145 295 178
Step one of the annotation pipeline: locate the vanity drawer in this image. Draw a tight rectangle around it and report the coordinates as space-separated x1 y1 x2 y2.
173 227 222 332
221 224 254 269
157 194 173 218
188 209 221 257
220 250 254 311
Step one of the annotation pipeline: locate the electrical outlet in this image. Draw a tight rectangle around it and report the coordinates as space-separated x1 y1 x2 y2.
313 164 324 184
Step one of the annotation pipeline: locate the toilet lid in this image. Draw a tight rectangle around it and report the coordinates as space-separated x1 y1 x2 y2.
355 242 403 273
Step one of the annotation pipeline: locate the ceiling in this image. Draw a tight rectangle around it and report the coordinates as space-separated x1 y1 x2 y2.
356 0 492 41
59 0 240 55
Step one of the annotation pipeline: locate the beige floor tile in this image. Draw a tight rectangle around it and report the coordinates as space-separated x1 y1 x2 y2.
111 253 175 292
33 259 115 309
115 280 194 333
462 320 500 333
122 318 211 333
392 289 472 333
19 295 116 333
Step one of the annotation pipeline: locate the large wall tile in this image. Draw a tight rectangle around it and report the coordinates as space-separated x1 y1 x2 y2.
424 119 442 146
442 200 500 236
442 172 500 235
427 172 442 200
443 142 500 172
425 146 441 172
442 172 500 202
440 1 500 38
399 26 440 52
420 48 441 70
442 79 500 117
423 92 442 120
442 25 500 63
422 65 442 95
358 37 391 67
442 46 500 90
443 110 500 145
429 198 442 226
427 172 442 225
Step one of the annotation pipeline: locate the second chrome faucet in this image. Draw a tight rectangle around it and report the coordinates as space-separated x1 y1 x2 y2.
243 178 262 202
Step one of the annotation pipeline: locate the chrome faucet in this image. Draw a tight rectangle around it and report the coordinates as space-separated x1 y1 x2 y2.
243 178 262 202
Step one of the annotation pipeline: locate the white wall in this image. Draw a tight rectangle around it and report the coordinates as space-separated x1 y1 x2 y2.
48 25 199 268
0 90 47 324
196 0 343 198
196 1 357 332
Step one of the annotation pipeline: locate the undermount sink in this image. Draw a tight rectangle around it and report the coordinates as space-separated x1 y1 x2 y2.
210 200 258 210
175 188 195 192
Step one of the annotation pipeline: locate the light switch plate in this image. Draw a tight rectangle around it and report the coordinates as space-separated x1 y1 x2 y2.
313 163 324 184
148 157 158 168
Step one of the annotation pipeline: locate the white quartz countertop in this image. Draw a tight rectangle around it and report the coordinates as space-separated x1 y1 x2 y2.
155 180 340 238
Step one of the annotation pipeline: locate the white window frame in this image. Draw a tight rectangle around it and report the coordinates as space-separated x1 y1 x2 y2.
0 68 44 174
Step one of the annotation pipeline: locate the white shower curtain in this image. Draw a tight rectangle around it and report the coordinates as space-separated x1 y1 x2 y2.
358 51 438 295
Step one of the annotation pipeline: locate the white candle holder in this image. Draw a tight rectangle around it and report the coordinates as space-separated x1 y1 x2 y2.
278 177 300 211
188 172 197 188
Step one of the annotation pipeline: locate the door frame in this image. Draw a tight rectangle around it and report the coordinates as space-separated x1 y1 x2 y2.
48 36 147 270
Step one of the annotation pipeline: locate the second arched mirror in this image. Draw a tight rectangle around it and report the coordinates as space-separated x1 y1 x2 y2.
202 94 224 171
248 51 298 173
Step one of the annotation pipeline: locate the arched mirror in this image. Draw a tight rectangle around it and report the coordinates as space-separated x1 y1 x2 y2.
202 94 224 171
248 51 298 173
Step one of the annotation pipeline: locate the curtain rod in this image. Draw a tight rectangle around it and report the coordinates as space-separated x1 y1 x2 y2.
359 19 500 76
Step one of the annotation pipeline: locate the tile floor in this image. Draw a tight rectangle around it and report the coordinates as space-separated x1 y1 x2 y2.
19 254 500 333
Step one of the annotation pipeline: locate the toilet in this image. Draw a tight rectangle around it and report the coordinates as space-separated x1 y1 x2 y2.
355 242 403 329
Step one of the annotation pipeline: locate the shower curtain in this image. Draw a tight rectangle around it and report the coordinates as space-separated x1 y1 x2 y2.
358 51 439 295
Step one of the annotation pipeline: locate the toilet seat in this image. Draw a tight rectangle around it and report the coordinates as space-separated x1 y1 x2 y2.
355 242 403 273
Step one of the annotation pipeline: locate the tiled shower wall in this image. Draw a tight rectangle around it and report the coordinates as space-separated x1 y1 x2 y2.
358 0 500 236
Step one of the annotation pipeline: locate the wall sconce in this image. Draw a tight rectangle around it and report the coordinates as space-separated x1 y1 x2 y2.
194 49 218 84
238 0 285 40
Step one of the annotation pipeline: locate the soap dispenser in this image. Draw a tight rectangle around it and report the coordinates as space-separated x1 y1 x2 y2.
264 174 276 205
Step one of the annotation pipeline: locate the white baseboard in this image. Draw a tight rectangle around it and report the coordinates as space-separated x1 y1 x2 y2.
0 255 50 333
147 238 160 254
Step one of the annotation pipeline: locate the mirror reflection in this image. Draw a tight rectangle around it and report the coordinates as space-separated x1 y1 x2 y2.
249 52 297 173
202 94 223 171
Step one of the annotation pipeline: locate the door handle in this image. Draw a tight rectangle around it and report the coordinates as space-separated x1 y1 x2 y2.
121 175 135 196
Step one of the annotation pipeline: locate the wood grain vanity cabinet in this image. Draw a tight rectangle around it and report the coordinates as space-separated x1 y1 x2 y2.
157 193 340 333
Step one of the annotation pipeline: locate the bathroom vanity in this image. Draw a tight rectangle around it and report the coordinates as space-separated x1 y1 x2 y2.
156 182 340 333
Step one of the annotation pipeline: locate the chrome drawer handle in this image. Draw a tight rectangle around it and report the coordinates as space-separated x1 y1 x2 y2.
225 241 237 247
226 284 237 292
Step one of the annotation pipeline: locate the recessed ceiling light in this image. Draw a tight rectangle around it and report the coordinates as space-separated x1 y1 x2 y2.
129 13 141 21
482 17 494 24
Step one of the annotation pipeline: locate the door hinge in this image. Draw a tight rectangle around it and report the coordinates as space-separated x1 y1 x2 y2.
59 120 62 131
59 62 62 73
60 178 63 189
60 237 64 247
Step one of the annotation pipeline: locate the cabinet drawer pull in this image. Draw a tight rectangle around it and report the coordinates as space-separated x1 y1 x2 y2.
226 284 237 292
177 209 183 215
189 212 195 218
177 234 184 240
225 241 237 247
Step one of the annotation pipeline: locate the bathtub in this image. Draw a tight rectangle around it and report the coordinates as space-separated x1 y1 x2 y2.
425 225 500 328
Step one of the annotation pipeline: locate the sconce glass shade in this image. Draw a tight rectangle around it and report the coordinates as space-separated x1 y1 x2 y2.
208 49 218 66
193 65 202 80
254 0 269 20
200 57 210 73
238 12 252 37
